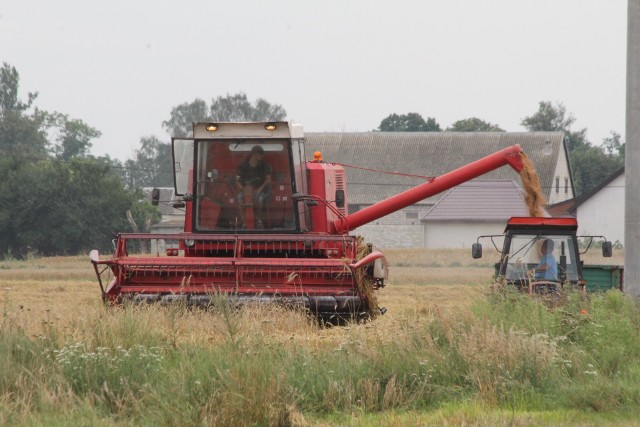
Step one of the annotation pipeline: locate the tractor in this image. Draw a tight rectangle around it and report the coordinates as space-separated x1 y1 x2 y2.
472 216 613 295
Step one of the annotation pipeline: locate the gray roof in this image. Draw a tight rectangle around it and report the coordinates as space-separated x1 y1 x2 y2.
421 180 529 222
305 132 565 206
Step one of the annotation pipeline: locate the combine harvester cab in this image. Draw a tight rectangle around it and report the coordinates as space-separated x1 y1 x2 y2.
91 121 528 321
472 217 613 295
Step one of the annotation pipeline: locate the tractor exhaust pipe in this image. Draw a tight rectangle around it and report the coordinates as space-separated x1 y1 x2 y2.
333 144 524 234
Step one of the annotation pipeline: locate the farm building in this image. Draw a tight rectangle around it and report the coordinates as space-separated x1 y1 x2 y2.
420 179 542 249
569 168 625 246
305 131 571 248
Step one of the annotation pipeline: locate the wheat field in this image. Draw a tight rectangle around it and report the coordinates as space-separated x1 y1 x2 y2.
0 248 505 338
0 247 624 343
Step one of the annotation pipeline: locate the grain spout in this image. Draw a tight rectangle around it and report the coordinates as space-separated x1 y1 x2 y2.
519 153 546 217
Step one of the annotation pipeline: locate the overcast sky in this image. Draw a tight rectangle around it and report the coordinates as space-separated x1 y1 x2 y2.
0 1 627 160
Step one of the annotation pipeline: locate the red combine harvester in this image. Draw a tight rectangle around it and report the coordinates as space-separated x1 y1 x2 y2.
90 122 526 321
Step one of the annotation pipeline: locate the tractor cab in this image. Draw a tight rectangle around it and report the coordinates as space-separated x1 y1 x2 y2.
170 122 308 233
472 217 612 294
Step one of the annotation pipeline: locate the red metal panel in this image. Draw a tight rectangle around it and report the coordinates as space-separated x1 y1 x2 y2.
96 233 362 304
307 162 347 233
507 217 578 227
307 162 330 233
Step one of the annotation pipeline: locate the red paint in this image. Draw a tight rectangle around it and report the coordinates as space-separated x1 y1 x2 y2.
507 217 577 227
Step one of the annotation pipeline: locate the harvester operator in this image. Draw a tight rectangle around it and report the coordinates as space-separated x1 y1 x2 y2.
235 145 272 228
532 238 557 281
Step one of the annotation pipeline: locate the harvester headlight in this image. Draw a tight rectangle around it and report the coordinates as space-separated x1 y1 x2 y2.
206 123 219 132
264 123 277 131
184 239 196 247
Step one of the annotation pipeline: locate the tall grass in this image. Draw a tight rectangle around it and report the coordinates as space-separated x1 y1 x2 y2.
2 287 640 425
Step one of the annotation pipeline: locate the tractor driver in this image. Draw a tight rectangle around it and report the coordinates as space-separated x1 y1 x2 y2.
235 145 272 228
532 238 557 281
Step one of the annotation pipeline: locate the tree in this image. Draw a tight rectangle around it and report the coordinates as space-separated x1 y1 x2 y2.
0 157 158 257
571 145 623 198
602 131 625 160
161 98 209 138
0 63 48 160
521 101 587 152
162 93 287 137
378 113 441 132
209 93 286 122
446 117 504 132
0 62 38 113
0 63 157 258
522 101 623 196
0 63 102 162
122 136 173 188
49 113 102 160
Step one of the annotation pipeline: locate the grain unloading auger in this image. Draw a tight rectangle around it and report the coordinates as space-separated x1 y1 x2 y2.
90 122 525 321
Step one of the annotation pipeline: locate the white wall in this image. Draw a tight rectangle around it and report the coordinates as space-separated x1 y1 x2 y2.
353 220 510 249
576 174 625 245
424 222 506 249
547 151 574 204
354 223 425 248
349 206 429 248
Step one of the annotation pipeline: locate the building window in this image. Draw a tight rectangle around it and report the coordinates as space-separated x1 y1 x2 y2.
564 177 569 194
555 176 560 193
405 211 419 220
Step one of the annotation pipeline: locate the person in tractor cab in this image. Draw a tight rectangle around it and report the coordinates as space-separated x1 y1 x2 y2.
532 239 557 281
235 145 272 228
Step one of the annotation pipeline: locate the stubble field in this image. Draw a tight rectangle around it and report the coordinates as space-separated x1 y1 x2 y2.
0 248 623 339
0 249 496 337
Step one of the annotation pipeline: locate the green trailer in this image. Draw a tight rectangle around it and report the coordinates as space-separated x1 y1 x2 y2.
582 264 624 292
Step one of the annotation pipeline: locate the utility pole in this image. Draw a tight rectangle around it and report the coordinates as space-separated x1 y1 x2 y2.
625 0 640 297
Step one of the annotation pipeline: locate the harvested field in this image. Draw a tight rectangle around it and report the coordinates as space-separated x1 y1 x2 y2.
0 252 490 350
0 248 624 339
